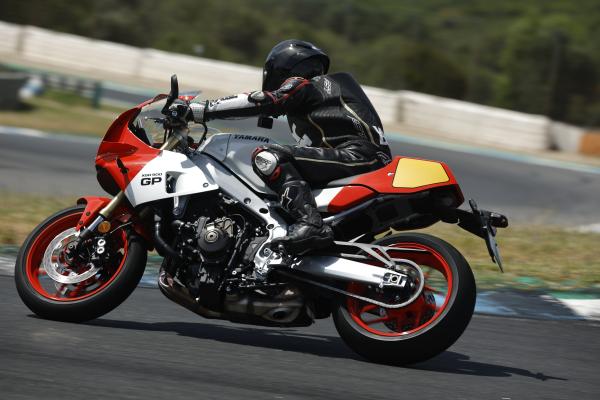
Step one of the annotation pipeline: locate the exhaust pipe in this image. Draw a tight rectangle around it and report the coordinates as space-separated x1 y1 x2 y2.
158 269 222 319
158 267 308 325
289 256 414 289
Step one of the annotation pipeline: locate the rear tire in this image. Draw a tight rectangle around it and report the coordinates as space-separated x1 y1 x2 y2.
14 205 147 322
333 233 476 365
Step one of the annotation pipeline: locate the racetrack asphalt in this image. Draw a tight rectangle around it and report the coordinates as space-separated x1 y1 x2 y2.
2 119 599 226
3 123 599 399
1 276 598 399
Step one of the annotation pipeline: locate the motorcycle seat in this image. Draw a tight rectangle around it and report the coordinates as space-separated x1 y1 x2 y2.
316 175 361 188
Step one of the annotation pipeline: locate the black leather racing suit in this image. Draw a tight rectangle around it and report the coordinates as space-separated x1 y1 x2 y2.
192 72 392 192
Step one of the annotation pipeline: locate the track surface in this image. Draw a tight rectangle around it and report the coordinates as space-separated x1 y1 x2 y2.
2 120 600 225
1 277 598 399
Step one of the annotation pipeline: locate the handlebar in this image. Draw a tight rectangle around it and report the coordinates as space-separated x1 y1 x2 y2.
153 74 208 151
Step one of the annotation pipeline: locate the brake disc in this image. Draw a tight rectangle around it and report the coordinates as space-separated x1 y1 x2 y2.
42 228 100 284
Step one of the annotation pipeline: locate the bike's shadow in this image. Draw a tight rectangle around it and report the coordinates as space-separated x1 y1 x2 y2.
412 351 566 381
86 317 565 381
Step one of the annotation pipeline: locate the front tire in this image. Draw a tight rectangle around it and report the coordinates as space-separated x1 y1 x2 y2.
333 233 476 365
15 205 147 322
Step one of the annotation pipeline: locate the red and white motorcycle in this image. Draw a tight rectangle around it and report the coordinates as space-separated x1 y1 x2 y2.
15 76 507 364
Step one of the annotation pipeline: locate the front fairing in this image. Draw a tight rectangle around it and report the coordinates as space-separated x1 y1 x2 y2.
95 96 167 194
95 94 222 196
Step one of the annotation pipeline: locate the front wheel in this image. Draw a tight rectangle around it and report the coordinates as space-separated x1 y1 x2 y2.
333 233 476 365
15 205 147 322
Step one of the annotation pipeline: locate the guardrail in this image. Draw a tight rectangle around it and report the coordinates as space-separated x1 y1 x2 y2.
1 20 597 154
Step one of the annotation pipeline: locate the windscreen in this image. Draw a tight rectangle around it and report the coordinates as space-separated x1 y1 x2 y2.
130 98 221 147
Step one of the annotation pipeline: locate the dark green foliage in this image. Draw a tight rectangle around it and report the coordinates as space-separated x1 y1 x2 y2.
0 0 597 125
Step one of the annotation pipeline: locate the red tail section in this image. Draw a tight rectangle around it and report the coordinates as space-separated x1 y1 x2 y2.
324 157 463 213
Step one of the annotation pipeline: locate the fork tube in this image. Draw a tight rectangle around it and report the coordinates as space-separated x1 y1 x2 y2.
99 191 126 219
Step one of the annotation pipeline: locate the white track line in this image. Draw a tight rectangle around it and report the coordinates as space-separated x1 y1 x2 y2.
0 125 99 144
557 299 600 321
575 223 600 233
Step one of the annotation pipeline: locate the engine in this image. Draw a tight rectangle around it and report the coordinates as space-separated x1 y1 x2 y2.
157 194 312 326
196 216 235 263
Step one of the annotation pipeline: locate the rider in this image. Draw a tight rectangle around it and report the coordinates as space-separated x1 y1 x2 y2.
177 39 392 253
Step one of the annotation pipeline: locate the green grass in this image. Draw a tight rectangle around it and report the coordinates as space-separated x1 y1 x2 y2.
0 193 75 244
0 89 122 137
1 192 598 292
421 224 600 292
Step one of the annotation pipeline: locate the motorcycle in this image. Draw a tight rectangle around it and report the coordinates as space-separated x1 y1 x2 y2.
15 76 508 365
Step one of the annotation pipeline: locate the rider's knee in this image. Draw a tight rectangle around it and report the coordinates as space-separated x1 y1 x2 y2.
252 146 285 182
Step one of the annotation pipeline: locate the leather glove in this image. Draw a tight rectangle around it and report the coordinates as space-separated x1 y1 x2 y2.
188 101 206 123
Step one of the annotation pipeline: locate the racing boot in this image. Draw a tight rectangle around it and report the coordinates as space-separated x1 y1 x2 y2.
273 180 334 254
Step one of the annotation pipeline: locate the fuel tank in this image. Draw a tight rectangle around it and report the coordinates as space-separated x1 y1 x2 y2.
201 133 276 196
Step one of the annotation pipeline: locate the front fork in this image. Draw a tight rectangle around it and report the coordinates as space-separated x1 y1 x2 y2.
77 192 127 242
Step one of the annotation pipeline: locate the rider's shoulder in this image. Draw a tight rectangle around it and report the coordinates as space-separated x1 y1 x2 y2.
277 77 311 93
310 74 340 96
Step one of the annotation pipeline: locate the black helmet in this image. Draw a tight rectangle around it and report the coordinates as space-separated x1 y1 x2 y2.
262 39 330 91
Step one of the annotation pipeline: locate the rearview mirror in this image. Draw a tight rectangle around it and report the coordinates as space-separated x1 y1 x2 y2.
161 74 180 115
170 74 179 100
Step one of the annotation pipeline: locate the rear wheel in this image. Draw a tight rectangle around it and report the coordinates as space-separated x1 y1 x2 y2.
333 233 475 365
15 205 147 322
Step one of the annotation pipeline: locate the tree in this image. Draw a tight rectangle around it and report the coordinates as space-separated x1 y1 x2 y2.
360 36 467 98
498 14 597 123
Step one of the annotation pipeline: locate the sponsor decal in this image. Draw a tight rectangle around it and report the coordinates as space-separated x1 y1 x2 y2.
254 152 277 175
216 95 238 102
280 186 294 210
233 134 270 143
291 122 313 146
141 177 162 186
323 78 332 95
140 172 163 186
280 83 294 92
348 116 366 137
373 125 388 145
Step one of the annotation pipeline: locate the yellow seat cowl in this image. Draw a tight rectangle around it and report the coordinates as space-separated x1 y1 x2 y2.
392 158 450 188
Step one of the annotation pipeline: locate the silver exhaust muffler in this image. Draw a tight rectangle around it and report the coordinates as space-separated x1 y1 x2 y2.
277 254 426 309
290 255 414 289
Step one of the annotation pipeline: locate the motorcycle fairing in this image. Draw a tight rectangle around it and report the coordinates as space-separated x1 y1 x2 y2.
124 150 219 207
76 196 111 229
312 157 462 214
314 186 376 213
96 108 160 193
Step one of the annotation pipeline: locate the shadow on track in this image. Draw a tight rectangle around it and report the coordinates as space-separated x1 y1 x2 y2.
413 351 567 381
85 317 566 381
86 318 361 361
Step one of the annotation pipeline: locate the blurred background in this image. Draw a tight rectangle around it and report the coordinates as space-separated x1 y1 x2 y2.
0 1 599 302
2 0 600 124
